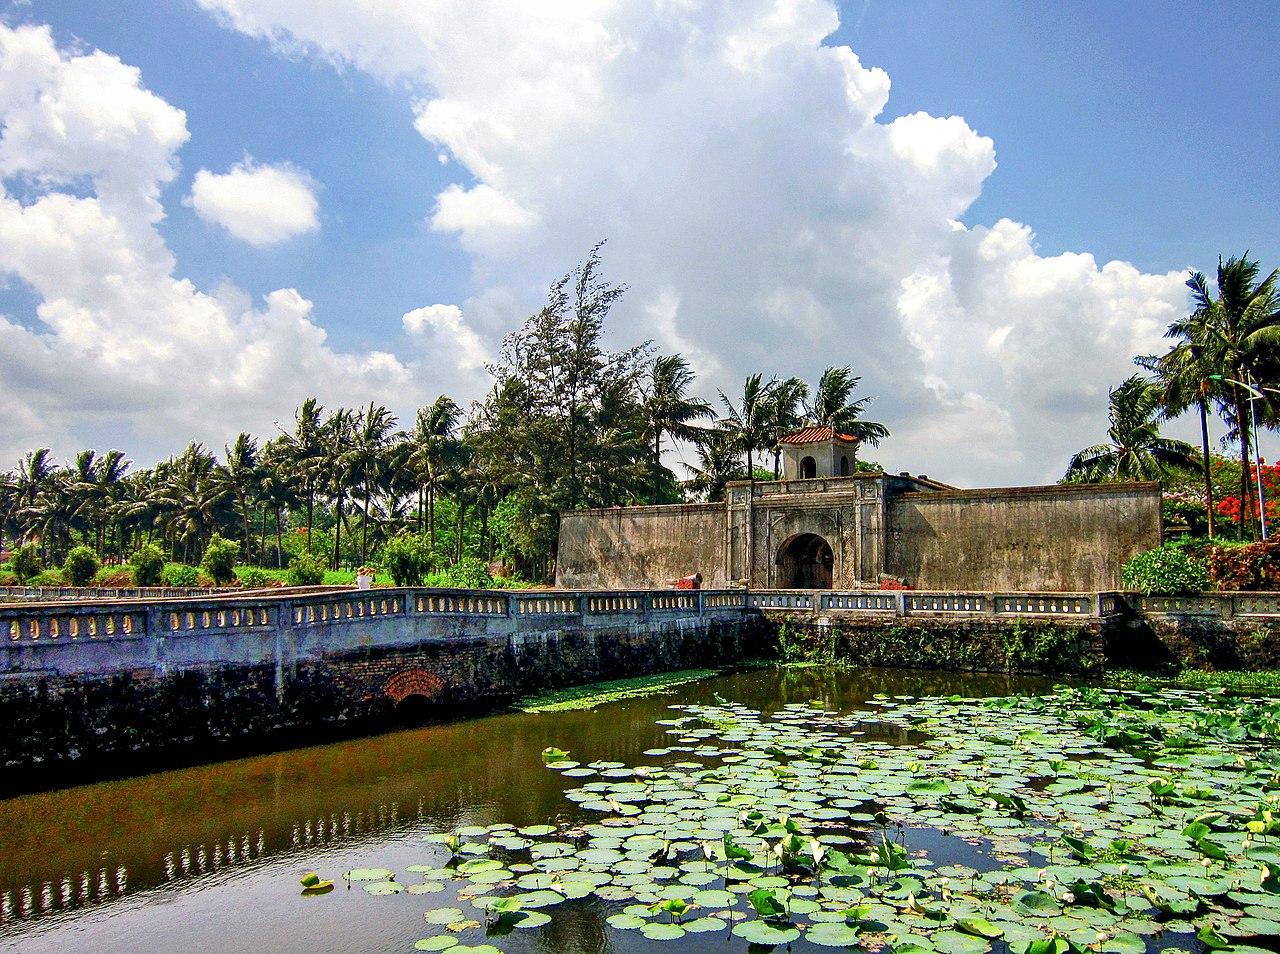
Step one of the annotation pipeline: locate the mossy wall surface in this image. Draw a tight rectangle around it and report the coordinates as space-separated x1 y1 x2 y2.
1106 613 1280 671
772 615 1106 675
0 617 770 780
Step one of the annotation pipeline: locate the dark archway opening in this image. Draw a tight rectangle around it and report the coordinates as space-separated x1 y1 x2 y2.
393 693 437 725
777 533 834 589
840 455 850 476
800 456 817 479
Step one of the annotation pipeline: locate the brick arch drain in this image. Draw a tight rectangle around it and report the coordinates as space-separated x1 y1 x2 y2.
383 668 444 705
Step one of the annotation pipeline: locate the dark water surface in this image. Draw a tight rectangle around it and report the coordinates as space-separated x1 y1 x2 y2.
0 668 1054 953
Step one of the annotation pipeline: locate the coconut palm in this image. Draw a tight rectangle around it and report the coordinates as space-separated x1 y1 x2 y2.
323 407 357 570
683 428 743 502
410 395 463 550
718 374 778 493
805 367 890 454
281 398 326 551
350 402 399 564
1139 339 1230 538
1065 376 1198 482
641 355 713 501
766 377 808 478
223 433 261 560
1176 255 1280 538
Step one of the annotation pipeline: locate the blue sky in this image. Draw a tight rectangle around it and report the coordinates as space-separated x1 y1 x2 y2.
3 1 1278 480
842 0 1280 274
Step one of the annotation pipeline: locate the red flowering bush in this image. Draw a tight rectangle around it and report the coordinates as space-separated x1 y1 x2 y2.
878 576 913 591
1204 541 1280 591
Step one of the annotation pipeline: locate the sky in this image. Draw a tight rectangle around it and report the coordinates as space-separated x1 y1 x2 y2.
1 0 1277 485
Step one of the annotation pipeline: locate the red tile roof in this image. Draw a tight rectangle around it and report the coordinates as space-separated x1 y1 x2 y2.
777 425 859 445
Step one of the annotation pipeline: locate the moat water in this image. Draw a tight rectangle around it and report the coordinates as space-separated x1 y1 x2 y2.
0 668 1053 953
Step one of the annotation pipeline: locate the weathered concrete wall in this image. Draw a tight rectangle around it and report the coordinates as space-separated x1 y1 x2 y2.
1107 611 1280 671
0 588 763 774
556 503 728 588
773 615 1106 675
884 482 1161 591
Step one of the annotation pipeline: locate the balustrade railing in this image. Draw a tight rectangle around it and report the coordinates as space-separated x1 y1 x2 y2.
6 584 1280 651
0 587 752 648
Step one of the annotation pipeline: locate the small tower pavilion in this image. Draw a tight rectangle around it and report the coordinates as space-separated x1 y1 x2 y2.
777 426 861 480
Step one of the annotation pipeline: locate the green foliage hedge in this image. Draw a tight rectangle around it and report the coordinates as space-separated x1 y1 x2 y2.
201 534 239 585
129 544 165 586
1121 543 1210 595
426 557 493 589
10 545 41 582
62 545 100 586
238 567 272 589
382 532 434 586
286 552 325 587
161 563 200 587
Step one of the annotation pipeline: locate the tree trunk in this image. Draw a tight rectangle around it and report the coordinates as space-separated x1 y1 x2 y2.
240 493 252 562
1240 396 1255 540
456 500 466 563
333 494 344 570
1199 399 1215 539
360 476 371 564
274 508 282 568
306 488 314 554
428 485 436 552
652 430 662 503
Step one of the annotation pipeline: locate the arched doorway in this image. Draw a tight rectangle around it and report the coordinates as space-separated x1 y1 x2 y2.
800 456 817 479
777 533 833 589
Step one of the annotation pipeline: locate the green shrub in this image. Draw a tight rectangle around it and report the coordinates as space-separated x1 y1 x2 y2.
382 532 434 586
287 552 325 587
1122 543 1210 595
129 544 166 586
161 563 200 587
436 557 493 589
31 568 64 586
10 544 41 582
62 545 100 586
1203 541 1280 591
201 534 239 585
239 567 273 589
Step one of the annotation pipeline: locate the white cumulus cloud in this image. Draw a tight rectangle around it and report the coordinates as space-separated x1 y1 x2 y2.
0 23 432 465
187 158 319 245
403 303 490 372
4 3 1213 484
195 0 1195 484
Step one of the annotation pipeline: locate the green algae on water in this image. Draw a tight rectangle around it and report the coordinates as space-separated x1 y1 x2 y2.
515 668 723 712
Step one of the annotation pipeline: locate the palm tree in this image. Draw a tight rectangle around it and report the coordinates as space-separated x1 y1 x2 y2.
410 395 463 550
0 472 17 552
350 402 398 564
1065 376 1197 482
14 449 57 554
766 377 808 478
281 398 327 552
1139 340 1229 538
151 443 231 561
1179 254 1280 539
641 355 713 501
223 433 261 560
805 367 890 457
683 428 743 502
324 407 357 570
719 374 778 493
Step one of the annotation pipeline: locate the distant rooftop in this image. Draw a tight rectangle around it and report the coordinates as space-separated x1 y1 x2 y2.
777 425 858 445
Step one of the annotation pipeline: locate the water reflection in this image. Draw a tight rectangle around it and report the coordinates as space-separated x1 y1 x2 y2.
0 667 1053 950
